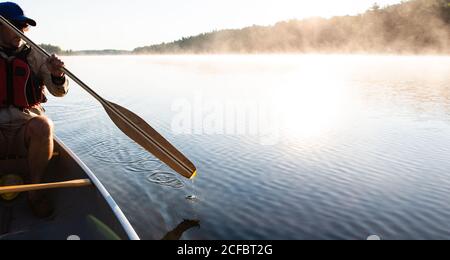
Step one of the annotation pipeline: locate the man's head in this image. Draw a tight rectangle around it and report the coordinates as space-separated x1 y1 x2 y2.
0 2 36 49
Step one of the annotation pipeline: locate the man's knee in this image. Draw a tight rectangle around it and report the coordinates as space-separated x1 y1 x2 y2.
26 117 54 140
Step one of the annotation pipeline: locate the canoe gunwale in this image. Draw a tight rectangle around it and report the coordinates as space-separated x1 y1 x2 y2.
54 137 140 240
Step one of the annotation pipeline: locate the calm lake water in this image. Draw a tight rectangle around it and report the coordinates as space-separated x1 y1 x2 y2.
45 55 450 240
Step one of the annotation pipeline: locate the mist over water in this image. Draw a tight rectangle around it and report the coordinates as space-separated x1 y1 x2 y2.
45 55 450 239
135 0 450 55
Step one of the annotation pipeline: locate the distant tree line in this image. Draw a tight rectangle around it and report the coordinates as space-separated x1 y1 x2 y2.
39 44 130 56
39 44 63 54
134 0 450 54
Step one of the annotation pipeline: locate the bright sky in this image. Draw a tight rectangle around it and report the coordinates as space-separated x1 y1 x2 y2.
12 0 403 50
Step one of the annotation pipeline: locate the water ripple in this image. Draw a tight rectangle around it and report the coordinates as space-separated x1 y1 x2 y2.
147 171 185 189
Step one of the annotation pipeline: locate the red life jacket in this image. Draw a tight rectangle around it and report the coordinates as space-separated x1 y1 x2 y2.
0 47 46 109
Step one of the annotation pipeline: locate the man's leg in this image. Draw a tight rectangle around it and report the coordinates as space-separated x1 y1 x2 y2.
24 116 54 186
23 116 54 217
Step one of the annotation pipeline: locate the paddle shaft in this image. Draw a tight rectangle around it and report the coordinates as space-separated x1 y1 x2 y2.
0 179 92 194
0 16 196 179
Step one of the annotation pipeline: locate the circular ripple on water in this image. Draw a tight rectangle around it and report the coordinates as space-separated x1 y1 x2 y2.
87 140 146 165
124 159 164 174
147 171 185 189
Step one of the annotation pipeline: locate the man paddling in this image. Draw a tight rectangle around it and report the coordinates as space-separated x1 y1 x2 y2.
0 2 67 217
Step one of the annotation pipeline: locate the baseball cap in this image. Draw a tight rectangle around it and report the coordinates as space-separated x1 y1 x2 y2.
0 2 36 26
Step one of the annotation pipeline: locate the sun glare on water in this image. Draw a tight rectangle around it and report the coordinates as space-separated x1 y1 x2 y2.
267 57 354 141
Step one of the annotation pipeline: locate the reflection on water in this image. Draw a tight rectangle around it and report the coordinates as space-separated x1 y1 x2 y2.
161 219 200 240
45 55 450 240
271 69 350 140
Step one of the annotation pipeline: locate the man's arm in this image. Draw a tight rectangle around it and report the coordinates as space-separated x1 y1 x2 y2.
27 47 69 97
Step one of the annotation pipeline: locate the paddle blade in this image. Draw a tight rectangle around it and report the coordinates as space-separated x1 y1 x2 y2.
103 101 197 179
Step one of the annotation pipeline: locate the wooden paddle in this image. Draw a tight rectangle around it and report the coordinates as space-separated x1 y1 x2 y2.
0 179 92 194
0 16 197 179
